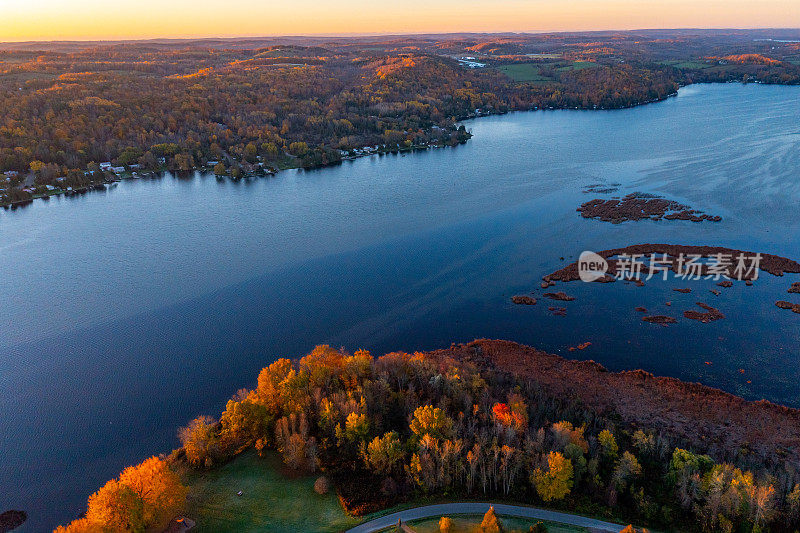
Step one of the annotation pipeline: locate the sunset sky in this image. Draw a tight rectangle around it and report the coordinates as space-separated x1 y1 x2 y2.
2 0 800 41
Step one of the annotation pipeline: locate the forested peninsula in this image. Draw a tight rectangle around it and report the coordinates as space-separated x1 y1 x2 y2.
57 340 800 532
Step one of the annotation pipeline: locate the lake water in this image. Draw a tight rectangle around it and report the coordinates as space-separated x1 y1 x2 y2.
2 83 800 530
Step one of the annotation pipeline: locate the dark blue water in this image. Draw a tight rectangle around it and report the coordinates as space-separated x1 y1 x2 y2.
2 84 800 531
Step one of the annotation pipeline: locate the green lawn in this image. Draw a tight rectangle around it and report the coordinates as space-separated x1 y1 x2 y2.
182 451 360 533
496 61 600 83
384 514 588 533
495 64 553 83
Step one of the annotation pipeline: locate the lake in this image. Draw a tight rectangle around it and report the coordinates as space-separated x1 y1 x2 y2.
2 83 800 530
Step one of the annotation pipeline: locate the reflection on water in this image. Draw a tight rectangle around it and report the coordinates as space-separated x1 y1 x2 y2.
2 83 800 530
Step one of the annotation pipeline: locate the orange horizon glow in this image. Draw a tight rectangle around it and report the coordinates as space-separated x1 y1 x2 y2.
2 0 800 43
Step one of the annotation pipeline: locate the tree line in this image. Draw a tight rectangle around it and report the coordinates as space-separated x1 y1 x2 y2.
1 44 700 205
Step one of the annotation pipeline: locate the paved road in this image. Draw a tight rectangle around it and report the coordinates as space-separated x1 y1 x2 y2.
346 502 627 532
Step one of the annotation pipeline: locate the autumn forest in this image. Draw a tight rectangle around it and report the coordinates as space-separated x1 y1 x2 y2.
56 342 800 532
3 29 800 206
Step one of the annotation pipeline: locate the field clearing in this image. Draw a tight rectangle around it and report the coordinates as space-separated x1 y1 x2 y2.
496 63 553 82
182 451 360 533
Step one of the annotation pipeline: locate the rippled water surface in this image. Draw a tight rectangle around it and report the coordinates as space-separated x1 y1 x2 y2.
2 83 800 530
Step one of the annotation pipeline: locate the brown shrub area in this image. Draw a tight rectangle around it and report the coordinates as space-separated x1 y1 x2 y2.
544 244 800 283
578 194 721 223
642 315 677 324
543 291 575 301
776 301 800 313
683 302 725 323
426 339 800 468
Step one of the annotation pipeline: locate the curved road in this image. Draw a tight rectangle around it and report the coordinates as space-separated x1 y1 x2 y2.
346 502 627 532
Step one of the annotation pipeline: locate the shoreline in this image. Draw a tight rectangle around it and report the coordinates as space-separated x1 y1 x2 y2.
7 80 790 212
1 86 690 211
0 140 458 210
6 79 798 212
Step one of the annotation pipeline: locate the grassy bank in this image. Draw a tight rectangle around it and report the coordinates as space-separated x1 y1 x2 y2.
181 450 360 533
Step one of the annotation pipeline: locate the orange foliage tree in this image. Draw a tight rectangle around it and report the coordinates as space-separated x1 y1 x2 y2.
55 456 186 532
492 393 528 434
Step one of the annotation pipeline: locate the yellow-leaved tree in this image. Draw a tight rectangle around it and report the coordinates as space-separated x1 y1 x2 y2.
410 405 453 440
532 451 574 502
